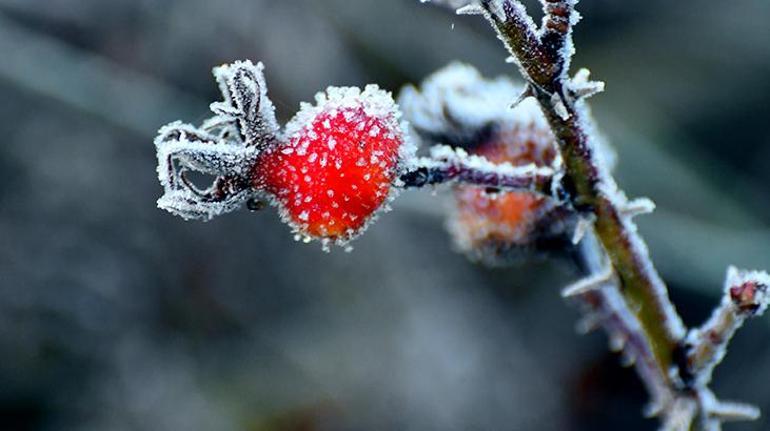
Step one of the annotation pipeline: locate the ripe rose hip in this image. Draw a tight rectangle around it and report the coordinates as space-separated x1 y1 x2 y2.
255 85 410 245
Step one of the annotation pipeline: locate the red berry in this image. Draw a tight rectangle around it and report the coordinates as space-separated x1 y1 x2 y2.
254 86 408 245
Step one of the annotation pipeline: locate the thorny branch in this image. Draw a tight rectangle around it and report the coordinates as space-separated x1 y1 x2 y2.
436 0 770 429
150 1 770 428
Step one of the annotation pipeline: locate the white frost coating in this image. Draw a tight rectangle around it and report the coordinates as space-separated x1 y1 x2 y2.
620 197 656 218
561 260 613 298
426 145 554 183
569 68 605 100
399 62 547 139
420 0 476 11
285 84 417 175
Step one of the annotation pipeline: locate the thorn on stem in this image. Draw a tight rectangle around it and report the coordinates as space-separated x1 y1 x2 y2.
620 197 656 219
510 84 535 108
562 259 613 298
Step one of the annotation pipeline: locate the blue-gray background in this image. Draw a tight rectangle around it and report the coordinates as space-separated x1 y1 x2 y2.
0 1 769 430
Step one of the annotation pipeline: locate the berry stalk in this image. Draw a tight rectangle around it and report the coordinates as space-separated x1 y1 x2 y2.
400 145 559 197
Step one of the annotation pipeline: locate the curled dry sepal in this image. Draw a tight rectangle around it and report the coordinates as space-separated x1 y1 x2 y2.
155 60 565 250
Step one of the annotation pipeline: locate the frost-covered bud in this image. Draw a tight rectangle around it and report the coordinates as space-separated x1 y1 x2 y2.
255 85 414 247
725 266 770 317
400 63 569 264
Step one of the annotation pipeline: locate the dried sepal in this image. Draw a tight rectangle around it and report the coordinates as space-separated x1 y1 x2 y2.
154 121 260 221
209 60 280 148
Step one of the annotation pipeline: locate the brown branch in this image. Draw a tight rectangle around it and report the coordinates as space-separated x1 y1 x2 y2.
478 0 686 379
453 1 770 429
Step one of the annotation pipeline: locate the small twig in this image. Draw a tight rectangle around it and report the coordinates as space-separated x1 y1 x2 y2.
686 266 770 387
399 145 561 198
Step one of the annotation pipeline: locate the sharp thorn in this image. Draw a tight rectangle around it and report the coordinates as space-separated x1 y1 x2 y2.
709 401 760 422
562 263 614 298
621 197 656 218
510 84 534 108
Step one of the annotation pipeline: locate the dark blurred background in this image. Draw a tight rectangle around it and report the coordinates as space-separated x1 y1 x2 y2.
0 1 769 430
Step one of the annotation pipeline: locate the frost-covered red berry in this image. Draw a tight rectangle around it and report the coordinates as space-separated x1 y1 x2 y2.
154 61 413 248
255 85 410 245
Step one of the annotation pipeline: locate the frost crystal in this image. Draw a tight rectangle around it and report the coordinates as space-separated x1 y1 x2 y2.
419 0 477 11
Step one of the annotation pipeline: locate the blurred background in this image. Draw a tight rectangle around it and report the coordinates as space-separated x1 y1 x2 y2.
0 0 769 430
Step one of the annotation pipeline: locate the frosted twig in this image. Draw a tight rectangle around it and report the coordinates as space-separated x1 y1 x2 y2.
474 0 580 91
685 267 770 387
399 146 561 199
